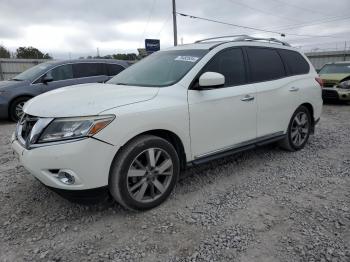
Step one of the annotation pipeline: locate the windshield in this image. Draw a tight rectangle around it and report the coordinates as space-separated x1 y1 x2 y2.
319 64 350 74
13 62 53 81
107 49 208 87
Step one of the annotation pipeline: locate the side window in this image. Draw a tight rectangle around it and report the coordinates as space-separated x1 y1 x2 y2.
48 64 73 81
247 47 286 82
106 64 125 76
278 49 310 76
202 48 246 87
73 63 105 78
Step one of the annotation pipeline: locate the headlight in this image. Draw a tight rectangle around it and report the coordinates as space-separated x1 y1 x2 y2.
338 80 350 89
38 115 115 143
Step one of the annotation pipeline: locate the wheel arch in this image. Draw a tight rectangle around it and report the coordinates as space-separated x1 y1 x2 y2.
8 95 34 113
117 129 187 170
8 95 34 120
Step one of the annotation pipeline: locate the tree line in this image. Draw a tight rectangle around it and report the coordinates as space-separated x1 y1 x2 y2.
0 45 52 59
0 45 138 60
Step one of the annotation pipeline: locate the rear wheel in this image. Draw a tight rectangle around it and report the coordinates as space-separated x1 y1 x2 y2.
9 97 30 122
279 106 312 151
109 135 180 211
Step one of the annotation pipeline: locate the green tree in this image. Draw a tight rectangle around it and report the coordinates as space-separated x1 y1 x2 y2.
112 53 137 60
16 46 52 59
0 45 10 58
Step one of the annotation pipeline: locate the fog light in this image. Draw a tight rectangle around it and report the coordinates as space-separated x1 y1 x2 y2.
57 171 75 185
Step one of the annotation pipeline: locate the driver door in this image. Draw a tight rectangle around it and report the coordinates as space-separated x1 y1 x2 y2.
188 48 257 159
39 64 76 93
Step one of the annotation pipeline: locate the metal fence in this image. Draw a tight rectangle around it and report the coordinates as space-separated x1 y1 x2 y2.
0 59 49 81
305 50 350 70
1 52 350 81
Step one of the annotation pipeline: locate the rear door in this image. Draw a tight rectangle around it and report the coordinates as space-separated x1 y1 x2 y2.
72 63 109 83
188 47 257 158
246 47 301 138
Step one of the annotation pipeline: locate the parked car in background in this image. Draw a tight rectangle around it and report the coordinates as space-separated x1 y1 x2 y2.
318 61 350 102
11 35 322 210
0 59 129 121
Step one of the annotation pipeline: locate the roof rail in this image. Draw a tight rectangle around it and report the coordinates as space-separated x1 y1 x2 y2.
195 35 291 47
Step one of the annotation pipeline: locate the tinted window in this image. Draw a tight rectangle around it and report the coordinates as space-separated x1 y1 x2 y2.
73 63 105 78
202 48 246 87
107 64 125 76
247 47 285 82
278 49 310 75
48 64 73 81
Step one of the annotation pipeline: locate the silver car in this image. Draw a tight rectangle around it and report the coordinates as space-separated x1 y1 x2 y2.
0 59 129 121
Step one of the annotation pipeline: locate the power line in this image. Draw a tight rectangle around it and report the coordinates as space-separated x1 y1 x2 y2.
177 12 346 39
226 0 300 23
268 15 350 31
140 0 158 45
177 12 285 36
156 15 172 37
269 0 334 16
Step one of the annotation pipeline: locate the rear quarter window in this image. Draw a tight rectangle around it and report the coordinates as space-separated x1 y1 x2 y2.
278 49 310 76
73 63 105 78
246 47 286 82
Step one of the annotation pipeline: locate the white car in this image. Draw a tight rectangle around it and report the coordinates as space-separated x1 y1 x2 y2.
12 35 323 210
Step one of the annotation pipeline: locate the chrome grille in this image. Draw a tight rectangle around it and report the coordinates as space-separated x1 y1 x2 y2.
323 83 336 88
17 114 39 147
16 114 53 149
322 89 339 100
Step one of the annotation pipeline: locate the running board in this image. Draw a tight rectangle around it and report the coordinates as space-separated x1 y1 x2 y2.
189 133 286 166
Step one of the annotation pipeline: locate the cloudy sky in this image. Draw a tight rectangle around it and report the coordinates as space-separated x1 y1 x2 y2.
0 0 349 58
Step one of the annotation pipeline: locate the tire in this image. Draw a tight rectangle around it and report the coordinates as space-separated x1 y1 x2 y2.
109 135 180 211
279 106 312 151
9 97 30 122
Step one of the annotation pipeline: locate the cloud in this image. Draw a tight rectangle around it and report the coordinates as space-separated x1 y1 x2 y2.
0 0 349 58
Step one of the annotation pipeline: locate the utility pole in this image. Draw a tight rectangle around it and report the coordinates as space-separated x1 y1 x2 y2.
344 41 347 61
172 0 178 46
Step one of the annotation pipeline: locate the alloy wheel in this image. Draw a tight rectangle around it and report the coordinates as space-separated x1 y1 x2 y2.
126 148 174 203
290 111 309 147
15 102 26 120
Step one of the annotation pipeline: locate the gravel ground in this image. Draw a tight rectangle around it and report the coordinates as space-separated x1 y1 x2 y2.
0 104 349 262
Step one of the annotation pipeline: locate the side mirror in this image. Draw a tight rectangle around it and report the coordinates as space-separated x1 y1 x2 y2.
198 72 225 88
42 75 53 84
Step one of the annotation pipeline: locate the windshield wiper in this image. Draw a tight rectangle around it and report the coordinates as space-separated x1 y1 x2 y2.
114 83 128 86
11 78 23 81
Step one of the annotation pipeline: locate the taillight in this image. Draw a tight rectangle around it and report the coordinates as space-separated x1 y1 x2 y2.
315 77 323 88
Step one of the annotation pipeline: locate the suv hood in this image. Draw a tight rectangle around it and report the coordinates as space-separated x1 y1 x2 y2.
24 83 159 117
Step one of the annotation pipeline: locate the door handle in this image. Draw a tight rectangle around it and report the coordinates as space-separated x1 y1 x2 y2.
289 86 299 92
241 95 255 102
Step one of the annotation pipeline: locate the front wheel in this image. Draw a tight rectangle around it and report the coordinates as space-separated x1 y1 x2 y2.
9 97 30 122
109 135 180 211
279 106 312 151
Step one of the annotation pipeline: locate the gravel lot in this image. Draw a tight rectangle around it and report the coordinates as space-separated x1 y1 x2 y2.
0 104 349 262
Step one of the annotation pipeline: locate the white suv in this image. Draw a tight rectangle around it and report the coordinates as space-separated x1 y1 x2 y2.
12 35 323 210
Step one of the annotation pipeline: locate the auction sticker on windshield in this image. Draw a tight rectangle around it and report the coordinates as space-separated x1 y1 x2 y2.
175 56 199 63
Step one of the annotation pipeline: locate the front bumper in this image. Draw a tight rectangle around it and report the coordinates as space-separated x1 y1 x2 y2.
322 88 350 101
0 96 9 119
11 136 118 190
